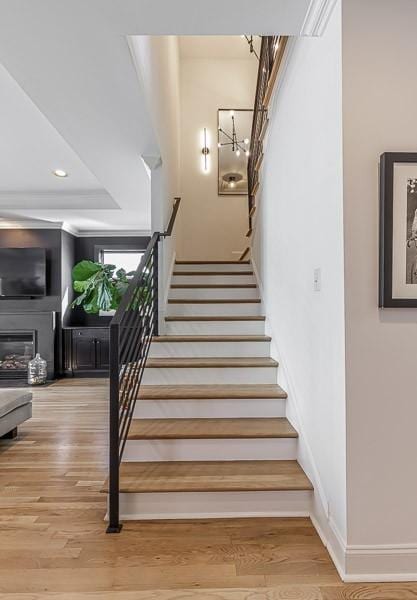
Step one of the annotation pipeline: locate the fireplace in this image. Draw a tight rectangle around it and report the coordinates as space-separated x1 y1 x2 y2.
0 331 35 380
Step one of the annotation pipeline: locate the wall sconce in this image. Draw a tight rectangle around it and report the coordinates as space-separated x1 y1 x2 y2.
201 127 210 174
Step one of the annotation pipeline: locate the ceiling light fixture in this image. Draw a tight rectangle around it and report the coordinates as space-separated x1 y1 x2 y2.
222 172 243 191
53 169 68 178
218 113 250 160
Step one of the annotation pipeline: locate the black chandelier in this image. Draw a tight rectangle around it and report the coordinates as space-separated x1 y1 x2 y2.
218 111 250 158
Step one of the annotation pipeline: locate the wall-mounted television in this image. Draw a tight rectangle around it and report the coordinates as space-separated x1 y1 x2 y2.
0 248 46 297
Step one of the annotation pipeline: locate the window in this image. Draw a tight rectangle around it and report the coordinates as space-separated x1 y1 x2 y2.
100 250 144 274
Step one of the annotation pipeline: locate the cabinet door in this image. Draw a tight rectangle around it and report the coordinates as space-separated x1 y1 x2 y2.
95 335 109 370
72 332 96 371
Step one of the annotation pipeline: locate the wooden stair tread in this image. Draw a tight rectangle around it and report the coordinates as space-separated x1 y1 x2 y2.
173 271 254 276
108 460 312 493
152 335 271 343
138 384 287 400
165 315 265 322
146 357 278 368
170 284 257 289
175 260 250 265
167 298 261 304
128 417 296 440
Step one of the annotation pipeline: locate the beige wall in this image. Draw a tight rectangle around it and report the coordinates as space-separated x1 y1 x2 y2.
177 57 257 260
343 0 417 563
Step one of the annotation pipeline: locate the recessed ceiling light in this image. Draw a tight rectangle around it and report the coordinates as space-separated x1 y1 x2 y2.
53 169 68 178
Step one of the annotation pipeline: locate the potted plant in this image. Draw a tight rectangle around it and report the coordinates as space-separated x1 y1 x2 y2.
71 260 134 315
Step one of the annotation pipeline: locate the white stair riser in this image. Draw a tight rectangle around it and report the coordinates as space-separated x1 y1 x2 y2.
142 366 277 385
149 340 271 358
117 490 312 520
172 275 255 285
175 263 251 272
165 320 265 335
123 438 297 462
169 287 259 300
134 398 286 419
166 302 262 316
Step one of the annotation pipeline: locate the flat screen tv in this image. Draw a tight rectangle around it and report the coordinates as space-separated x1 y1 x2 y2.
0 248 46 297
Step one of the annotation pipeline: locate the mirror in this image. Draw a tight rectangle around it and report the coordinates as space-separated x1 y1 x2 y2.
218 109 253 196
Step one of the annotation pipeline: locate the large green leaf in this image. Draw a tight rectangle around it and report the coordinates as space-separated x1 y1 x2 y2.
82 287 100 314
96 279 114 312
73 280 91 293
72 260 102 282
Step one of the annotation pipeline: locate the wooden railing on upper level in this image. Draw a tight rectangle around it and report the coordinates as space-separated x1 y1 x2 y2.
106 197 181 533
247 36 288 234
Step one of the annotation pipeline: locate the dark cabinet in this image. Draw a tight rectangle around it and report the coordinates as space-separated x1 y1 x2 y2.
63 327 109 376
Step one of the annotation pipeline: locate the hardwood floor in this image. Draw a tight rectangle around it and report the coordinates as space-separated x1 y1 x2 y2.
0 379 416 598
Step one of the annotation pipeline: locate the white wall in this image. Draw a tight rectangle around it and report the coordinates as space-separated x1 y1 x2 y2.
342 0 417 577
178 57 257 260
129 36 181 321
251 1 347 560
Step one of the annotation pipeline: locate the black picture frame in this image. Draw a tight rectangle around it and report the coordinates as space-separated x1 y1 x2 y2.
379 151 417 307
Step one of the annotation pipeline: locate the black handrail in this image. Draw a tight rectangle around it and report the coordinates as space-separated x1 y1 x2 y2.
106 197 181 533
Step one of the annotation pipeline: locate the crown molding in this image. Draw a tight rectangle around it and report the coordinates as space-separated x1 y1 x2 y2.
300 0 338 36
0 219 64 230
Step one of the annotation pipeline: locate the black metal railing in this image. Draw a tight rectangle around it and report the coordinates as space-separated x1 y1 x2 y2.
107 197 180 533
247 36 284 230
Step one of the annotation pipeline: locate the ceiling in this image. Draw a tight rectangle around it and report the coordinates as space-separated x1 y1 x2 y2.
0 0 329 233
179 36 261 60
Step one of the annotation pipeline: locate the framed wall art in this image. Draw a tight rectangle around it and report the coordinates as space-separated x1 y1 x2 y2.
379 152 417 307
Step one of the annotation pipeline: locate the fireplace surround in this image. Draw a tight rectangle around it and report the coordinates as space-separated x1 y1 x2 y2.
0 331 35 380
0 312 55 380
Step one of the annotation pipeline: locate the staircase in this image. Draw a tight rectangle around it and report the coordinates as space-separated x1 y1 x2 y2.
115 259 312 520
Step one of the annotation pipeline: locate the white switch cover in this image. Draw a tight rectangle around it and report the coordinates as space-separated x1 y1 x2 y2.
314 268 321 292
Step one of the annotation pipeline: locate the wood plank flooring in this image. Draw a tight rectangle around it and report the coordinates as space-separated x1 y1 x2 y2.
1 379 416 598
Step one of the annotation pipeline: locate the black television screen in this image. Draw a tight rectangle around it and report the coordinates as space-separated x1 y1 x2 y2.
0 248 46 297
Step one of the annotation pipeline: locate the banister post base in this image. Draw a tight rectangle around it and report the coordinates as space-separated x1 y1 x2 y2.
106 523 123 534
